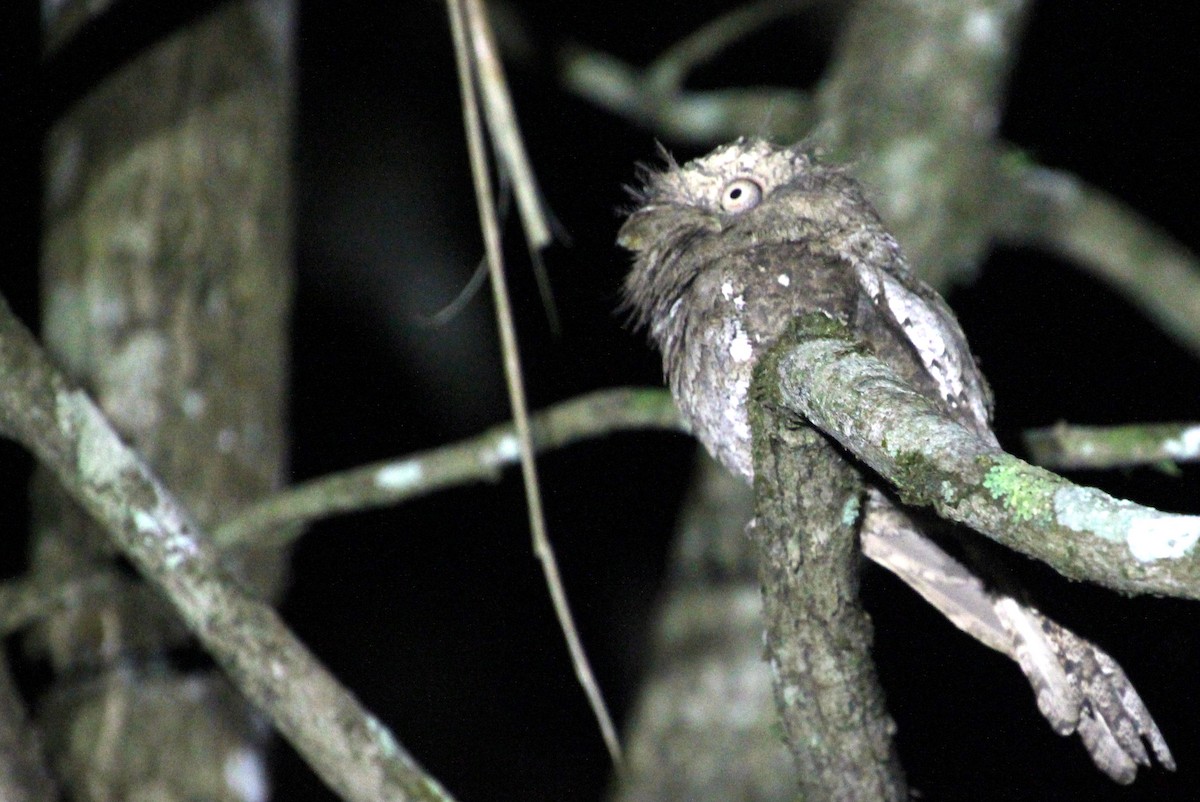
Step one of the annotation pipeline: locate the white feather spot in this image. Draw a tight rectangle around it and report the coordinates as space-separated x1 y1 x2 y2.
729 329 753 362
777 273 790 287
721 280 734 300
133 510 158 534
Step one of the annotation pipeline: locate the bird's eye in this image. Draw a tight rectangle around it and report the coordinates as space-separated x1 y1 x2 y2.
720 178 763 214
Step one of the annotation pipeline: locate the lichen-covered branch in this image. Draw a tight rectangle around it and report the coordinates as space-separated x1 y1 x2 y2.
1024 421 1200 471
772 313 1200 598
992 155 1200 359
216 387 682 549
0 295 456 802
748 351 905 801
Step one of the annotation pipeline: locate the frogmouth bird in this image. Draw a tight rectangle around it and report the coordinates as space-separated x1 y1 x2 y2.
618 137 1173 783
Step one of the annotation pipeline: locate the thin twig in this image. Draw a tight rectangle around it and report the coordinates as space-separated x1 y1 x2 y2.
647 0 817 94
462 0 560 333
462 0 551 249
446 0 623 766
557 0 820 145
1024 421 1200 471
214 388 681 549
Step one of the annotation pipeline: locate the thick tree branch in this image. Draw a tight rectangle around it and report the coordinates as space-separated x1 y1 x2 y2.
816 0 1029 288
771 312 1200 598
1024 421 1200 471
748 348 905 801
0 295 456 802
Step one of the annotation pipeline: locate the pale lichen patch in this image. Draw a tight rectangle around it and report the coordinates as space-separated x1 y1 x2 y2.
840 494 861 527
365 713 401 759
224 747 268 802
489 433 521 467
1053 485 1130 544
67 391 137 488
101 330 169 432
375 460 423 491
157 503 201 570
962 9 1001 50
1126 517 1200 562
1162 425 1200 460
878 137 936 219
182 389 207 419
1054 485 1200 562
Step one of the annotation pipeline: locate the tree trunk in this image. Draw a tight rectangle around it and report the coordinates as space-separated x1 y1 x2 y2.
32 2 294 797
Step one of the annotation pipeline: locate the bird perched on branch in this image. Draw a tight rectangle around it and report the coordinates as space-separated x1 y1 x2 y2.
618 137 1173 783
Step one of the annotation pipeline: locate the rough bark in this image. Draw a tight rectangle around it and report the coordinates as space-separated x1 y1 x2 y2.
32 2 292 798
773 313 1200 596
746 346 905 801
611 456 795 802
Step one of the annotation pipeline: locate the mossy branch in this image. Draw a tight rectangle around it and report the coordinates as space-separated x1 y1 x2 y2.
1024 421 1200 471
0 295 456 802
215 387 682 549
772 312 1200 598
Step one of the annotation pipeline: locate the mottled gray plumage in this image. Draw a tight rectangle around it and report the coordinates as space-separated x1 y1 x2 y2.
619 138 992 479
619 138 1172 783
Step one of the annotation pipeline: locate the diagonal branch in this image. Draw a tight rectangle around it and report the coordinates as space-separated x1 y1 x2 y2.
764 312 1200 598
558 0 819 144
214 387 682 549
0 296 456 802
993 153 1200 359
